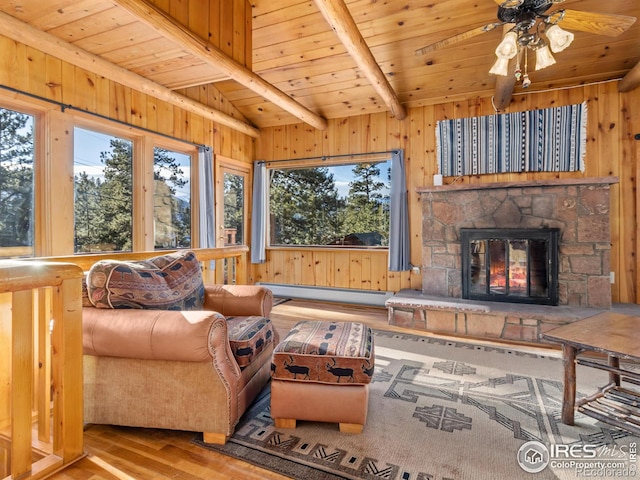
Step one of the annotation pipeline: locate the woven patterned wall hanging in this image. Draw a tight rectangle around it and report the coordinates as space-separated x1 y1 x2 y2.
436 102 586 176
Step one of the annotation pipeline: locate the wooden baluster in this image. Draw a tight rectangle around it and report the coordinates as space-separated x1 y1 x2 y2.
36 287 52 443
12 289 34 478
51 277 84 462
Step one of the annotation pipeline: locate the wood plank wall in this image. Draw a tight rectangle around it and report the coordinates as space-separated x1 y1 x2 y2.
0 0 254 161
0 1 255 256
254 83 640 305
0 1 638 305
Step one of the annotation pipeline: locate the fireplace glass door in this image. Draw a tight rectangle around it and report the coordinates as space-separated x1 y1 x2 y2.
461 228 559 305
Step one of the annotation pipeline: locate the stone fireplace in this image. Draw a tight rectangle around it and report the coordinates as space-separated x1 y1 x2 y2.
386 177 619 344
418 177 617 309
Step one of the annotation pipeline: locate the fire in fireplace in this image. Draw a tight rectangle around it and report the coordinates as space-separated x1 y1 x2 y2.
461 228 559 305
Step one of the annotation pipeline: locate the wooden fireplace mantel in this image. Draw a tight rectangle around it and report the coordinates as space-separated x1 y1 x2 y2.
416 176 619 194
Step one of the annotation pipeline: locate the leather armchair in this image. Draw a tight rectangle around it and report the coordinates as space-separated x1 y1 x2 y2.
82 284 276 445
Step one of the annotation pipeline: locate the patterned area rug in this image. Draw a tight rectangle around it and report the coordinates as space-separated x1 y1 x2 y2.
194 330 639 480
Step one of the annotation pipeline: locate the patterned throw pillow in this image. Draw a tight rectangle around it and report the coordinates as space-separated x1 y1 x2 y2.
86 250 205 310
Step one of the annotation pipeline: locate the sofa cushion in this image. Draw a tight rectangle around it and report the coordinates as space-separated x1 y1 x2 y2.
271 320 374 385
226 316 276 369
86 250 205 310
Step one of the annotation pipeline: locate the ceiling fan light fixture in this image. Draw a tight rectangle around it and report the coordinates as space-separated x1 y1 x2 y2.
535 44 556 70
489 56 511 76
500 0 524 8
495 31 518 59
546 24 574 52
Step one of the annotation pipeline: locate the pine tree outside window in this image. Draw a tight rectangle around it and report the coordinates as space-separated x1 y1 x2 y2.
223 172 245 246
269 161 391 247
73 127 133 253
153 147 191 249
0 107 34 258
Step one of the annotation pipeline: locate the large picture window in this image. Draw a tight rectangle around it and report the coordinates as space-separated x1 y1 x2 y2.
74 127 133 253
269 161 391 247
0 107 35 258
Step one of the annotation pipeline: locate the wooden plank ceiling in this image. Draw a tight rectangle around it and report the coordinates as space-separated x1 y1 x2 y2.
0 0 638 132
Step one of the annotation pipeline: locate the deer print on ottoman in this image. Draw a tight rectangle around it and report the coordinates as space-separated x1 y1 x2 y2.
270 320 375 433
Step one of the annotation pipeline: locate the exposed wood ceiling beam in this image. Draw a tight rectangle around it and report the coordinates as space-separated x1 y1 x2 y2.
0 11 260 138
113 0 328 131
312 0 406 120
619 60 640 93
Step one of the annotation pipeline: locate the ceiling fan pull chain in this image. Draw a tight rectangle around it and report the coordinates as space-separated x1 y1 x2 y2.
515 48 523 81
522 49 531 88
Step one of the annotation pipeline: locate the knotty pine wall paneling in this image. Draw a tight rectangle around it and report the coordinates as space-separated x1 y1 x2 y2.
0 10 255 256
622 88 640 304
255 84 640 304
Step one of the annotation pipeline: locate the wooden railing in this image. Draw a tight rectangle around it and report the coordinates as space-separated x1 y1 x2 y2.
0 246 248 479
0 261 84 480
35 246 250 285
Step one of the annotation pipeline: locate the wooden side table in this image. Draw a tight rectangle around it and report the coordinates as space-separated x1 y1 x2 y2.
541 312 640 435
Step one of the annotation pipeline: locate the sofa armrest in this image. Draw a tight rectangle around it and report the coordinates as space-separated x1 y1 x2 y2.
83 307 236 364
203 285 273 317
82 306 243 430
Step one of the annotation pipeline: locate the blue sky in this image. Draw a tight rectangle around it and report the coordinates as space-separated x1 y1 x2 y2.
74 127 191 201
318 161 391 199
73 127 390 202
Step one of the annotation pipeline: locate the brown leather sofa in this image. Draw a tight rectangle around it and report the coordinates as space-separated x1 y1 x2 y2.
82 284 277 445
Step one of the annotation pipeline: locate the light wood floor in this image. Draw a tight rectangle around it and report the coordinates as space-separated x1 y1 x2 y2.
45 299 552 480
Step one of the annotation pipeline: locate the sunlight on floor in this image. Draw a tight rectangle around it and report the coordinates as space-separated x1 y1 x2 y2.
88 455 137 479
274 303 384 322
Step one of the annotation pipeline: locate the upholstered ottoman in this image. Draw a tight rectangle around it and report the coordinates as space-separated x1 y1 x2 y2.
270 320 375 433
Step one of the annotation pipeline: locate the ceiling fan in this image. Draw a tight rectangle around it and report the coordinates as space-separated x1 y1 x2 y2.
415 0 637 87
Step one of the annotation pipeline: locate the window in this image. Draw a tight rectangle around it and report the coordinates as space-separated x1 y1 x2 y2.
0 107 35 258
153 147 191 249
269 161 391 247
74 127 133 253
223 172 245 246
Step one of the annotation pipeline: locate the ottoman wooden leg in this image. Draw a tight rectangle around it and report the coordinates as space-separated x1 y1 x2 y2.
339 423 363 434
274 418 297 429
202 432 229 445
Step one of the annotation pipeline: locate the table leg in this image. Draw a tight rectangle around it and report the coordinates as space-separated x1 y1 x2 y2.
562 344 577 425
609 356 620 386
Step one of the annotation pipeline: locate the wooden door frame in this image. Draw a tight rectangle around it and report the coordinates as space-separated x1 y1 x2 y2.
214 155 251 284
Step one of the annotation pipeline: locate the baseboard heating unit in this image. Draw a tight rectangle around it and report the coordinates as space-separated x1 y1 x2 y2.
256 283 393 307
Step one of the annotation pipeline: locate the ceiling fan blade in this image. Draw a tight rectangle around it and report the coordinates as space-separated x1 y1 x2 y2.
560 9 637 37
415 24 499 55
493 0 564 6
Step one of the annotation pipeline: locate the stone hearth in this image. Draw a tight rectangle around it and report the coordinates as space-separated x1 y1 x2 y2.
385 290 626 345
387 177 620 345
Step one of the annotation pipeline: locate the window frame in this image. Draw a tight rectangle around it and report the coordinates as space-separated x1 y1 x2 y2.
151 143 196 251
0 89 204 258
0 103 38 258
215 154 250 248
73 125 135 253
0 96 49 257
71 118 199 253
265 155 392 250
